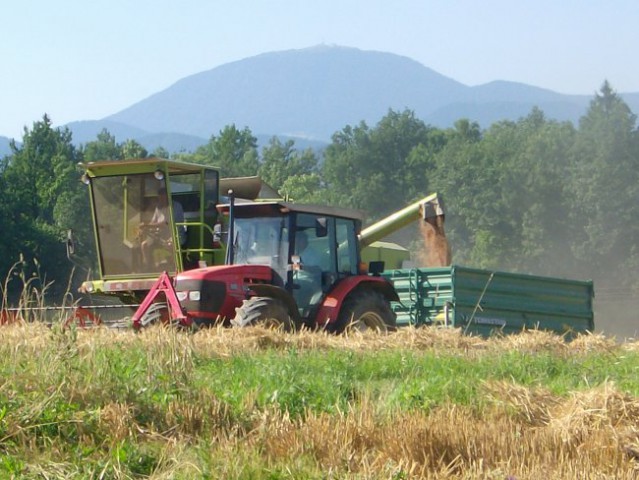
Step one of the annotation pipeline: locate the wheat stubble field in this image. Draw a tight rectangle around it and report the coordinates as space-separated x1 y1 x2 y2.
1 323 639 479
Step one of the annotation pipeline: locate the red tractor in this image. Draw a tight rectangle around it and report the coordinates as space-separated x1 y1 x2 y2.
133 197 398 332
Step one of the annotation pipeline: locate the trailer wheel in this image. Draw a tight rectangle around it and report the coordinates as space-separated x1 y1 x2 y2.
333 289 396 334
232 296 294 331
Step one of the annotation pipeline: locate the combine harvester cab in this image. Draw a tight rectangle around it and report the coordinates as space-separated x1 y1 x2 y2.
79 158 225 302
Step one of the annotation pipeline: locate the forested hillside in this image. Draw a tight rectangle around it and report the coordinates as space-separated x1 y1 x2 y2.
0 83 637 331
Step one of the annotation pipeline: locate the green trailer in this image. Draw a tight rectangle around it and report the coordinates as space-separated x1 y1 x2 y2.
382 265 594 337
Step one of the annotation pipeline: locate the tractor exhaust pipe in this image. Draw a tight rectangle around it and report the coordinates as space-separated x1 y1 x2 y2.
225 189 236 265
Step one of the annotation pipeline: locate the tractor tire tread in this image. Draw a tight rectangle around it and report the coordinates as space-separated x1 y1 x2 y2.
332 288 396 334
232 296 293 331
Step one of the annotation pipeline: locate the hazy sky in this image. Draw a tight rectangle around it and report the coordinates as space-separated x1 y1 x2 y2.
2 0 638 139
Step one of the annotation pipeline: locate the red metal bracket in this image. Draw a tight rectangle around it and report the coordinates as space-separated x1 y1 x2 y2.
132 271 191 329
64 307 103 328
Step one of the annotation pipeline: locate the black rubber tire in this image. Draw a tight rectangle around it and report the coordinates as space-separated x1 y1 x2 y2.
332 289 396 334
232 296 294 331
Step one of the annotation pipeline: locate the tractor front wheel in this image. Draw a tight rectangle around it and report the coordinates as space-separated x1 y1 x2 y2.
232 296 294 331
332 289 396 334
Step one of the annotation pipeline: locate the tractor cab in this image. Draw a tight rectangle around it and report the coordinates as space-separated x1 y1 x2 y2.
79 158 223 296
222 201 364 318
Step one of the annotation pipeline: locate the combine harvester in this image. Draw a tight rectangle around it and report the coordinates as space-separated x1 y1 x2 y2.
8 157 594 335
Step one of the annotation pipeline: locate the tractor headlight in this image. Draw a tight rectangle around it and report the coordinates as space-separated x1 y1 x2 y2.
189 291 201 301
177 291 187 302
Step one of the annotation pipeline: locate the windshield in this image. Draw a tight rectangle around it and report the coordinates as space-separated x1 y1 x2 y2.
232 216 289 281
92 173 178 277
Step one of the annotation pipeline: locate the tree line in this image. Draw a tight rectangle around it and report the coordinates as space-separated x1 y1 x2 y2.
1 82 637 301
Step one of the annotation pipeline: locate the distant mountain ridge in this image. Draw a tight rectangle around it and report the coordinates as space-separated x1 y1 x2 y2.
4 45 639 153
65 120 207 153
106 45 472 141
65 120 328 153
102 46 639 145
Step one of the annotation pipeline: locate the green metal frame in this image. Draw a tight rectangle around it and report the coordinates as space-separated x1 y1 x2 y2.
81 158 223 293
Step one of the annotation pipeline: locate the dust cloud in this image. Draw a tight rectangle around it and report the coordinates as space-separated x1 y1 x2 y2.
417 215 452 267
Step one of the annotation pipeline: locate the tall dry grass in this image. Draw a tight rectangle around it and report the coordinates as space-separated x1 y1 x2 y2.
1 323 639 478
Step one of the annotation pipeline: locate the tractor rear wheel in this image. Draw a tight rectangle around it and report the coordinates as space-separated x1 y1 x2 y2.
232 296 294 331
333 289 396 334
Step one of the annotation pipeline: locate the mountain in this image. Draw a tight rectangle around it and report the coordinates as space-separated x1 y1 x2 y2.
66 120 208 153
65 120 150 144
424 80 585 126
107 45 470 141
64 120 328 154
102 45 639 145
4 46 639 152
3 45 622 152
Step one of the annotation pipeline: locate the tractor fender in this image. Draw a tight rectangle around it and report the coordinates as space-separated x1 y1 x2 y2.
246 283 302 324
315 276 398 328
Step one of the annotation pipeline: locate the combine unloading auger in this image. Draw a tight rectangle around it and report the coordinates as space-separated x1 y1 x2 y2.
359 193 451 267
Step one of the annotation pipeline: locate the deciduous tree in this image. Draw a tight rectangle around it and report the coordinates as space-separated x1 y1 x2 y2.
568 81 639 285
191 125 259 177
82 129 122 162
322 109 436 220
1 115 86 296
259 137 318 191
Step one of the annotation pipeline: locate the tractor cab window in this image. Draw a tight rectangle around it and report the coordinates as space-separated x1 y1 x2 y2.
336 218 359 275
294 215 332 270
233 216 289 286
